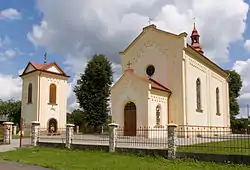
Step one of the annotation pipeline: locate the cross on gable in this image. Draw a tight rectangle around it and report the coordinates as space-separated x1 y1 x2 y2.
127 61 132 69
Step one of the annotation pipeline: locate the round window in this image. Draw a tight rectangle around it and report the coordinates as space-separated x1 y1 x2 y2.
146 65 155 77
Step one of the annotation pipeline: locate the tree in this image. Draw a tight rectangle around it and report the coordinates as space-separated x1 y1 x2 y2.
0 99 21 126
226 70 243 128
74 54 113 131
68 109 85 126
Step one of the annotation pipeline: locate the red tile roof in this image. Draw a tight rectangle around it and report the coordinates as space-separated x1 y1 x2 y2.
20 61 70 78
125 69 171 93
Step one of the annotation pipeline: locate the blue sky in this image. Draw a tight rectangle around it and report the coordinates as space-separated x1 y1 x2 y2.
0 0 250 116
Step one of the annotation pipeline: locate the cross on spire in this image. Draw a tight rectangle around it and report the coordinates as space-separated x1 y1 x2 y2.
127 60 132 69
44 52 47 64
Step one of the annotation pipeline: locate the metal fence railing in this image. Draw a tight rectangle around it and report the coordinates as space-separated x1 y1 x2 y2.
38 128 67 144
115 127 168 149
176 125 250 155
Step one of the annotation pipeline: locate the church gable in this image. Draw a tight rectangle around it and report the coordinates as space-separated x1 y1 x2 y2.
46 65 63 74
20 61 69 78
23 63 36 74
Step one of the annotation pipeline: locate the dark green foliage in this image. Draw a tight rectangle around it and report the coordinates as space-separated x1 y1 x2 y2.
74 54 113 131
226 70 243 129
0 99 21 126
67 109 85 126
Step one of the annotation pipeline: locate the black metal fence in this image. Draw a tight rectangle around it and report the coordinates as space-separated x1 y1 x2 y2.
176 125 250 155
115 127 168 149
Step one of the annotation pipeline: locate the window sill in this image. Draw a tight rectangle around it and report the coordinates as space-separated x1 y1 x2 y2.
216 113 221 116
27 102 32 104
48 103 58 106
154 125 164 128
196 108 203 113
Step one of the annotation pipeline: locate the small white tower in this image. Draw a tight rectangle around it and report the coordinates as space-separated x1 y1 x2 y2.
20 56 70 133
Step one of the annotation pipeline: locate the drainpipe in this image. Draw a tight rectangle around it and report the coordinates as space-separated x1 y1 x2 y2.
37 71 42 122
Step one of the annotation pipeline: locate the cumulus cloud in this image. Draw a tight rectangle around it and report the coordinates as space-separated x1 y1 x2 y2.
232 59 250 117
27 0 249 111
0 73 22 101
0 36 18 62
0 8 21 20
244 40 250 51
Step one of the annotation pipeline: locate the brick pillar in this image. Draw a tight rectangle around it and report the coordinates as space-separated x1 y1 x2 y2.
31 121 40 146
66 124 75 149
168 124 178 159
3 122 13 144
108 123 118 152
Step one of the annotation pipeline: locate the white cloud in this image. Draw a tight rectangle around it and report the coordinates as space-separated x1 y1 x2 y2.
232 59 250 117
0 36 19 62
27 0 249 111
0 73 22 101
244 39 250 51
4 49 17 58
0 8 21 20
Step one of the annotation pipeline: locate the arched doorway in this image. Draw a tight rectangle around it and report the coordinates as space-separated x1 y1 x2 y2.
124 102 136 136
48 118 58 133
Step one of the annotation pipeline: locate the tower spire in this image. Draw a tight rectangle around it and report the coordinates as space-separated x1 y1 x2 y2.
190 19 203 54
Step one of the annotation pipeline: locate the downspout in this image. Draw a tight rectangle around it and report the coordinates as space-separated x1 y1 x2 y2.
168 92 172 124
37 71 42 122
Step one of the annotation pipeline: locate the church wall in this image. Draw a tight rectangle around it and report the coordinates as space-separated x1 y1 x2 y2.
185 56 208 126
149 90 168 127
120 27 187 125
111 74 149 128
39 73 68 129
185 53 230 128
21 72 39 125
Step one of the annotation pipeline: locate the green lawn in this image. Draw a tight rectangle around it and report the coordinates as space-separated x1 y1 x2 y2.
0 147 249 170
12 135 30 139
178 139 250 155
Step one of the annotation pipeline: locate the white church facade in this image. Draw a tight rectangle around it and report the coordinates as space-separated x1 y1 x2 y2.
111 24 230 137
20 58 69 134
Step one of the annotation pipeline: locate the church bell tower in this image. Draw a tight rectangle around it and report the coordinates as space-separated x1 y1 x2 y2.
20 54 70 134
190 22 204 54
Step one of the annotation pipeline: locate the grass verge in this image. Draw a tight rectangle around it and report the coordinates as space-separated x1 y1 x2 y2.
178 139 250 155
0 147 249 170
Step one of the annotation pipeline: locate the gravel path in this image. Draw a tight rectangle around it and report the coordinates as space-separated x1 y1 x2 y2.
0 160 52 170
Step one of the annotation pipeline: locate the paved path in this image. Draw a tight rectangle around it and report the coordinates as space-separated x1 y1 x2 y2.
0 160 51 170
0 138 31 152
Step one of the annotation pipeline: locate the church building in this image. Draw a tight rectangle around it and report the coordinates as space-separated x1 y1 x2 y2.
20 56 69 134
111 23 230 137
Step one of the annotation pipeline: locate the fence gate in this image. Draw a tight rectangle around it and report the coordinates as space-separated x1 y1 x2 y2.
19 118 32 147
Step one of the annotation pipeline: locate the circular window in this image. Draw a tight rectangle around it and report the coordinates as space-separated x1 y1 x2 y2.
146 65 155 77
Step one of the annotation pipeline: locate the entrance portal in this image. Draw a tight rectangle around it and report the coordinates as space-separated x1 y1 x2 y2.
48 118 58 133
124 102 136 136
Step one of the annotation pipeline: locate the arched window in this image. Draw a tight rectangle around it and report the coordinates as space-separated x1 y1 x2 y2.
216 87 220 115
156 105 161 125
28 83 32 104
196 78 202 112
49 84 57 104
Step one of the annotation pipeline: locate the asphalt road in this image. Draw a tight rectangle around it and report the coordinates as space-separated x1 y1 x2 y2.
0 160 51 170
